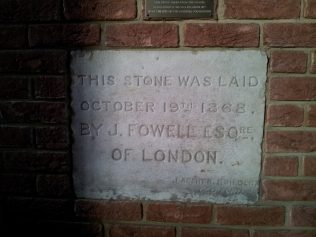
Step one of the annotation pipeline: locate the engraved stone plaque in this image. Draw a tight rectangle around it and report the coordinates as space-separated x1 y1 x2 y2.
71 50 267 204
145 0 213 19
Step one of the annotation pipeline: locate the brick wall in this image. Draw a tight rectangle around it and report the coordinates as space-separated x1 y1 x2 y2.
0 0 316 236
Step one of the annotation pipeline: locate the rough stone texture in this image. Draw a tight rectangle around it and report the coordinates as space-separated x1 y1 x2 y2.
264 24 316 47
34 76 66 99
305 0 316 18
105 24 179 47
304 157 316 176
0 0 61 22
216 206 285 226
262 180 316 201
267 105 304 126
146 203 212 223
182 228 249 237
292 207 316 226
29 24 100 47
184 23 259 47
64 0 136 20
263 157 298 176
266 131 316 152
110 225 175 237
269 77 316 101
75 200 142 221
71 50 267 203
270 51 307 73
224 0 300 19
0 26 27 49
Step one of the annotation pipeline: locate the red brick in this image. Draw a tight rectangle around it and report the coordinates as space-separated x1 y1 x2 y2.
3 151 69 173
0 26 27 48
304 157 316 176
262 180 316 201
0 127 31 147
266 131 316 152
0 50 67 74
0 152 3 171
254 230 316 237
147 203 212 224
184 23 259 47
64 0 136 20
0 195 4 224
224 0 300 19
75 200 141 221
29 24 100 47
311 52 316 73
0 102 66 123
37 175 72 197
292 206 316 226
0 77 29 99
305 0 316 18
267 105 304 127
110 225 175 237
37 222 103 237
3 221 39 236
34 76 66 99
270 51 307 73
6 197 73 218
0 174 35 195
307 105 316 126
263 157 298 176
182 228 249 237
216 206 284 226
0 0 60 22
36 126 69 149
106 24 179 48
264 24 316 47
269 77 316 100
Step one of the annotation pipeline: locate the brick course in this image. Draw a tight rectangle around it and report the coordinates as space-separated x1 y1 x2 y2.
216 206 285 226
75 200 142 221
147 203 212 224
224 0 300 19
264 24 316 47
270 51 307 73
262 180 316 201
184 23 259 47
105 24 179 48
64 0 136 20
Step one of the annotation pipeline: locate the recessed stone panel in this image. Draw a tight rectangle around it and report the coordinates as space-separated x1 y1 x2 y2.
71 50 267 203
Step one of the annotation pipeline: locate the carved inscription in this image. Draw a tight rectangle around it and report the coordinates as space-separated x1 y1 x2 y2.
145 0 213 18
71 50 267 203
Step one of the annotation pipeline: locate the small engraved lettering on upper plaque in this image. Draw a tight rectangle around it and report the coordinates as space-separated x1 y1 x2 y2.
145 0 214 19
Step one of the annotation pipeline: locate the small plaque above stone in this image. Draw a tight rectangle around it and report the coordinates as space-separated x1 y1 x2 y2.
71 50 267 204
145 0 214 19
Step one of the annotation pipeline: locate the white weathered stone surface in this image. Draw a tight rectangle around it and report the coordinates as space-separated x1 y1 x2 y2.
71 50 267 203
